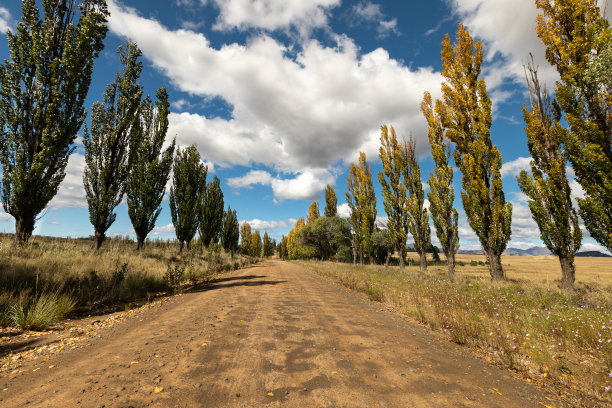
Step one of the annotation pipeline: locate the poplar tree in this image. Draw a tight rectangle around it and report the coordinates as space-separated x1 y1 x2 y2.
262 232 274 257
220 206 239 256
436 24 512 280
421 92 460 277
169 145 207 252
535 0 612 252
518 61 582 291
324 184 337 217
403 136 431 271
240 222 252 255
83 42 142 249
346 152 377 264
378 125 409 269
307 201 320 224
0 0 108 244
251 230 262 258
126 88 175 250
199 175 224 247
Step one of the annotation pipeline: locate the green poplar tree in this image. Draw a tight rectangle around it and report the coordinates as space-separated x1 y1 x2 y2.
535 0 612 252
403 136 431 271
378 125 409 269
169 145 207 252
0 0 108 244
83 42 142 249
220 206 239 257
199 175 224 247
518 60 582 291
421 92 460 277
436 24 512 280
126 88 175 250
324 184 337 217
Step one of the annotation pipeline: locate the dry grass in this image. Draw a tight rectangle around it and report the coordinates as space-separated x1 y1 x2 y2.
0 234 254 329
412 253 612 288
297 258 612 404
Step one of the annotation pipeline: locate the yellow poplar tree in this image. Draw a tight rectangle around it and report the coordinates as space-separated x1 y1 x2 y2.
307 201 320 224
378 125 409 269
518 60 582 291
535 0 612 252
421 91 460 277
403 136 431 271
346 152 377 264
251 230 262 258
436 24 512 280
324 184 337 217
239 222 252 255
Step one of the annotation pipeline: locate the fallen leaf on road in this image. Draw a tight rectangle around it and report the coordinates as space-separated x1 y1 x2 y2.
48 365 56 369
538 403 554 408
154 387 163 393
130 361 139 365
267 392 274 396
201 343 207 347
331 371 338 375
492 387 502 396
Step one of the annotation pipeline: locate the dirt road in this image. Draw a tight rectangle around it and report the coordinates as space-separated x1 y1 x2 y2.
1 261 568 407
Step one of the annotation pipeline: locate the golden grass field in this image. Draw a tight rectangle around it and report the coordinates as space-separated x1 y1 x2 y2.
405 253 612 288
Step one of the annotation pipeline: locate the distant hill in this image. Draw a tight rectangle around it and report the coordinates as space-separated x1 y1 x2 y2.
503 247 552 256
576 251 611 257
456 246 611 257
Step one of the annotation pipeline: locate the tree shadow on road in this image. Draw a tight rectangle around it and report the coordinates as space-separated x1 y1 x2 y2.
187 277 286 293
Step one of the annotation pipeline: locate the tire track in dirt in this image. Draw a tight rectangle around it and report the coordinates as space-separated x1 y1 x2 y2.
1 260 570 407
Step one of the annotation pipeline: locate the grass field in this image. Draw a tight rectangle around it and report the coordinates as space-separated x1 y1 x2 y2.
0 234 255 330
297 256 612 404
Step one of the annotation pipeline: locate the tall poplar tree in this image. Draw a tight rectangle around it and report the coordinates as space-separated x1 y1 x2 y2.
83 42 142 249
378 125 409 269
346 152 376 264
307 201 320 224
421 92 460 277
324 184 337 217
169 145 207 252
126 89 175 250
436 24 512 280
199 175 224 247
535 0 612 252
240 222 252 255
0 0 108 244
518 61 582 291
220 206 239 256
251 230 262 258
403 136 431 271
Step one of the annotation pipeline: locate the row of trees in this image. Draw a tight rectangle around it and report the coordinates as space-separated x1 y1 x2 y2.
281 0 610 293
0 1 241 254
239 222 275 258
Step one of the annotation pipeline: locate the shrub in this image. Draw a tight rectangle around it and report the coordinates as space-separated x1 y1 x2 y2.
10 292 75 330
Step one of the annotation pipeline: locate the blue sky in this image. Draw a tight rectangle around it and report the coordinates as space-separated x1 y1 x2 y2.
0 0 609 253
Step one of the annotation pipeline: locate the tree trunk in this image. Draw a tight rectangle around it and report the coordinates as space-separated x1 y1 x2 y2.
486 248 505 280
399 247 405 269
446 252 455 278
179 241 184 253
385 249 390 268
359 250 364 265
351 238 357 264
94 230 105 250
559 255 575 292
419 251 428 272
136 237 145 251
15 216 34 245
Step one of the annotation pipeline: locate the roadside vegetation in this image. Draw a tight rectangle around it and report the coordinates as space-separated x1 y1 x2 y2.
298 259 612 404
0 234 256 331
